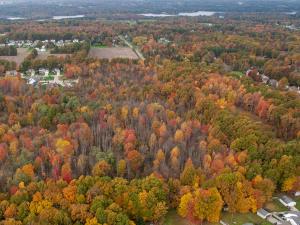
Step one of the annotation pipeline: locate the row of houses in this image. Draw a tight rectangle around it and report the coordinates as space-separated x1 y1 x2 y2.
256 195 300 225
6 68 61 77
0 38 81 49
26 68 61 77
246 68 300 94
15 68 77 87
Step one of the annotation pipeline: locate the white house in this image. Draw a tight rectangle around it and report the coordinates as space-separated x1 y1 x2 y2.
5 70 18 76
280 196 297 207
261 74 270 84
27 69 35 77
39 68 49 76
281 211 300 225
269 79 279 88
53 68 61 76
257 208 271 219
27 78 37 85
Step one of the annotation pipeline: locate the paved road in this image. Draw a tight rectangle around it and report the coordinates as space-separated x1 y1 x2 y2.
118 35 145 60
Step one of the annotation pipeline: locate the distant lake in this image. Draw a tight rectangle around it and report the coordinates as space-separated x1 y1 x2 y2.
285 11 297 15
139 13 174 17
52 15 85 20
178 11 216 16
139 11 217 17
7 17 25 20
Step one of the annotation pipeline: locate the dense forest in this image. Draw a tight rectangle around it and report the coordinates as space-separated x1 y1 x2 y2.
0 13 299 225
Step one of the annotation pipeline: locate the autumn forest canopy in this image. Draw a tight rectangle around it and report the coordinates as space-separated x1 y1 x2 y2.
0 4 299 225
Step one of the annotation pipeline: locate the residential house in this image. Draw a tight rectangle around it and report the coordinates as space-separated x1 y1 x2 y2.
261 74 270 84
277 211 300 225
5 70 18 76
39 68 49 76
27 69 35 77
220 220 229 225
53 68 61 76
257 208 271 219
158 37 171 45
27 78 37 85
7 41 15 46
279 196 296 207
288 86 299 93
57 40 64 47
269 79 278 88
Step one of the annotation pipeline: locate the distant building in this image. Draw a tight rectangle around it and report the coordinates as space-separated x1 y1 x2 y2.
5 70 18 76
53 68 61 76
269 79 278 88
257 208 271 219
261 74 270 84
27 78 37 85
27 69 35 77
289 86 299 93
158 37 171 45
278 211 300 225
279 196 296 207
39 68 49 76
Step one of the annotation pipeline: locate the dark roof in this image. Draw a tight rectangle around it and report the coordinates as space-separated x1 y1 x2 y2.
281 195 295 204
257 208 270 216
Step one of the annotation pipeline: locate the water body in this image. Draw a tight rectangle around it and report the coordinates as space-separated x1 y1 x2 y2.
285 11 297 15
7 17 25 20
178 11 216 16
139 11 217 17
138 13 174 17
52 15 85 20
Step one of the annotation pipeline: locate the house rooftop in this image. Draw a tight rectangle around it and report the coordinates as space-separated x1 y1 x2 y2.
257 208 270 217
281 195 296 204
282 211 300 225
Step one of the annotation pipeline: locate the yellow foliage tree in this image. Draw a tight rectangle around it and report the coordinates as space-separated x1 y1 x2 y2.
63 185 77 203
174 130 184 143
85 217 101 225
282 176 297 192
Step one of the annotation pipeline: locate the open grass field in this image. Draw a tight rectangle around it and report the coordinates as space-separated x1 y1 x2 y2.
0 48 31 66
295 197 300 210
228 71 245 78
88 47 139 60
36 51 70 60
264 198 288 212
163 210 194 225
91 44 108 48
220 212 271 225
162 210 271 225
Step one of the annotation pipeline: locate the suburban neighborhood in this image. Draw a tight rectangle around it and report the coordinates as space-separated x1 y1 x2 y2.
1 38 81 51
217 195 300 225
245 68 300 95
5 67 79 87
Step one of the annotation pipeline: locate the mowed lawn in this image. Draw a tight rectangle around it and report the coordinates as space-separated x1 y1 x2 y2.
296 196 300 210
162 210 270 225
264 198 288 212
163 210 194 225
36 51 70 60
88 47 139 60
220 212 271 225
0 48 31 66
